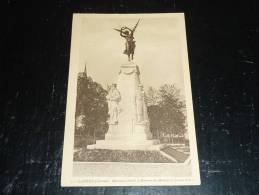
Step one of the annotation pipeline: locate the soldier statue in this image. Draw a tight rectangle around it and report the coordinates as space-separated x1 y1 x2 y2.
106 84 121 124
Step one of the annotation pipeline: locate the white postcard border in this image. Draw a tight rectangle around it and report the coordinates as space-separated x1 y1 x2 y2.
61 13 200 187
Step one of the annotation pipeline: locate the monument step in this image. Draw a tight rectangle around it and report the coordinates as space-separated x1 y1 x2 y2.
87 139 160 150
96 139 159 144
105 134 149 140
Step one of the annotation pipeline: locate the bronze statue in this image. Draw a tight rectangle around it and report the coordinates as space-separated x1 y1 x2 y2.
114 19 140 61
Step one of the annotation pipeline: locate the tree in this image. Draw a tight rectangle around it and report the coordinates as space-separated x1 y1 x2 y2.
146 84 186 143
147 105 162 139
145 87 160 106
75 74 108 147
159 84 186 138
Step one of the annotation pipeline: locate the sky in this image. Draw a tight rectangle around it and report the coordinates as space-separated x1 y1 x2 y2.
77 15 186 94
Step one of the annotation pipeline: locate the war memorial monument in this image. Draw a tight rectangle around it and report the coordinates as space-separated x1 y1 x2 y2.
88 20 160 150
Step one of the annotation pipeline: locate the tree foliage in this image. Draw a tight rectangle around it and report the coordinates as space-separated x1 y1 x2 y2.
145 87 160 106
146 84 186 143
75 74 108 142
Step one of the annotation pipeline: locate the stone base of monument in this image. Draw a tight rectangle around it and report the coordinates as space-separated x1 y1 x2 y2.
87 124 160 150
88 62 160 150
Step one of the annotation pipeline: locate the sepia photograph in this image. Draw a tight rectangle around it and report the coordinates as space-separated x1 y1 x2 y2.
61 13 200 186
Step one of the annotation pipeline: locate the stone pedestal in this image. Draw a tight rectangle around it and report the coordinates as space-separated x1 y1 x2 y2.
88 62 159 150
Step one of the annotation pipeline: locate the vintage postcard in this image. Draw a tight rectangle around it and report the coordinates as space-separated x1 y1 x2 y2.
61 13 200 186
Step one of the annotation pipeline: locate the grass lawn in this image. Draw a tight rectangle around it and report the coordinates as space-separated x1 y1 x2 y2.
74 148 174 163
